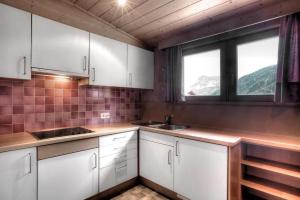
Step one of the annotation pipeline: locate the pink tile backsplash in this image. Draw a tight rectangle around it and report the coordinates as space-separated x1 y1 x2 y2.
0 75 142 135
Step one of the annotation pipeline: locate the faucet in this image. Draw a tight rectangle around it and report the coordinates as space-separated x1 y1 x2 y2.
164 114 174 125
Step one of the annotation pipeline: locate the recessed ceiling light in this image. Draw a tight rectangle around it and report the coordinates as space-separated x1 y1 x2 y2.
118 0 127 7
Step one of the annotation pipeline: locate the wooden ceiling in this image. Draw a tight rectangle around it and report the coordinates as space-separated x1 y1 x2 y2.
65 0 288 47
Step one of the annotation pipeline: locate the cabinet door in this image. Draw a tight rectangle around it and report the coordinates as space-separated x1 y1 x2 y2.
140 139 173 190
38 148 98 200
32 15 89 76
0 148 37 200
90 33 127 87
0 3 31 79
127 45 154 89
174 138 228 200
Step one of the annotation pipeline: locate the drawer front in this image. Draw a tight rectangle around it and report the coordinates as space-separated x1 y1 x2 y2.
140 130 174 147
99 140 137 157
99 131 137 147
99 158 137 192
99 149 137 169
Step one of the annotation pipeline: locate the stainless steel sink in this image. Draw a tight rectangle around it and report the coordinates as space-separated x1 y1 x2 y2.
133 121 189 130
156 124 189 130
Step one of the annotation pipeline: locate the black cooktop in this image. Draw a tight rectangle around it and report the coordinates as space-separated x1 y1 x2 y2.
31 127 94 140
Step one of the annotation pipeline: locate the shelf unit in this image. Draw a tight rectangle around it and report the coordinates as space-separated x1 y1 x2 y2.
240 143 300 200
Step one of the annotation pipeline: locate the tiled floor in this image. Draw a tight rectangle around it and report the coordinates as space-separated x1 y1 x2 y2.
112 185 169 200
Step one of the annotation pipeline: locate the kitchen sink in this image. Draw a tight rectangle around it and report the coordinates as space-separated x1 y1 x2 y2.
31 127 94 140
156 124 189 130
133 121 189 130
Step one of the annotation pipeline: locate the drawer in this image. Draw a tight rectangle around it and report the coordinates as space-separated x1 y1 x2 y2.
140 130 174 147
99 140 137 157
99 157 137 192
99 131 137 147
99 148 137 169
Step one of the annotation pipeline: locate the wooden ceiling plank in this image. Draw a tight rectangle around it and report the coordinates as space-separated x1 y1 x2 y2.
100 0 147 23
142 0 260 41
111 0 174 28
130 0 231 37
88 0 115 17
121 0 208 33
76 0 99 10
158 0 300 49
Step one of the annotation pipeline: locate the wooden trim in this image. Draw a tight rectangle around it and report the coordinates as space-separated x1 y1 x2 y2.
139 176 181 200
87 177 139 200
228 144 241 200
37 137 98 160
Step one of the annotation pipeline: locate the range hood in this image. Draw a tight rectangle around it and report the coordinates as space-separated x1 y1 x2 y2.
31 67 89 78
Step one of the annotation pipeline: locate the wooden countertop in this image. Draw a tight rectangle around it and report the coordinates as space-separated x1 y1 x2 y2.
140 126 300 152
0 123 139 153
0 123 300 153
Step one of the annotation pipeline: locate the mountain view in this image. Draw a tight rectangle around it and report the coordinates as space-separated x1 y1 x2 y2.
186 65 276 96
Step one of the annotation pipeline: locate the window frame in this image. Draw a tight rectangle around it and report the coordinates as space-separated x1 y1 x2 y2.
180 27 280 104
182 42 226 102
229 29 279 102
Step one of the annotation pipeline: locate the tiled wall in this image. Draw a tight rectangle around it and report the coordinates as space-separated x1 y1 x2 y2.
0 75 142 135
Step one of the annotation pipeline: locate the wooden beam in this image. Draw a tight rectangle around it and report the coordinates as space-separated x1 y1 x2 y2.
158 0 300 49
0 0 148 48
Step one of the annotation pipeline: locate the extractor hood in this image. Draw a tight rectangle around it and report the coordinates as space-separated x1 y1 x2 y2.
31 67 89 78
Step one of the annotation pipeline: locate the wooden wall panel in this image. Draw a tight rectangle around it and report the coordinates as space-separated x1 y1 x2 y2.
158 0 300 49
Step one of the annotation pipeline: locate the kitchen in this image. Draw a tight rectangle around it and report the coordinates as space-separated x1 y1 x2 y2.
0 0 300 200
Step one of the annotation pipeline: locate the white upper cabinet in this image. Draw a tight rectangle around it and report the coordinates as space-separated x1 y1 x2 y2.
0 147 37 200
0 3 31 79
90 33 127 87
174 138 228 200
128 45 154 89
32 15 89 76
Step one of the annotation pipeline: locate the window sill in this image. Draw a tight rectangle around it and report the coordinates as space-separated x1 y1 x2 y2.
176 101 300 107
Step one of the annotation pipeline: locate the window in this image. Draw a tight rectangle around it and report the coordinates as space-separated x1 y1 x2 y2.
237 36 279 96
181 28 280 103
183 49 221 96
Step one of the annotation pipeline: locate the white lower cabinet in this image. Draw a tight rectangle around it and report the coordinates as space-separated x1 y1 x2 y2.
99 132 138 192
38 148 99 200
139 132 174 190
0 147 37 200
139 131 228 200
174 137 228 200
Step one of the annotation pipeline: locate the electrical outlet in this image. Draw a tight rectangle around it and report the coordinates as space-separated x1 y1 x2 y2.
100 112 110 119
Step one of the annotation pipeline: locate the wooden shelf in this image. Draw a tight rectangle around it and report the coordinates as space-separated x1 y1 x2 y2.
241 157 300 179
241 176 300 200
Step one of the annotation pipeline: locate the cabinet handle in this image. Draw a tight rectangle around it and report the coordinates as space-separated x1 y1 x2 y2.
113 136 126 141
93 153 97 169
168 150 172 165
23 56 27 75
25 153 31 175
92 68 96 81
83 56 87 71
129 73 132 86
175 141 179 156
